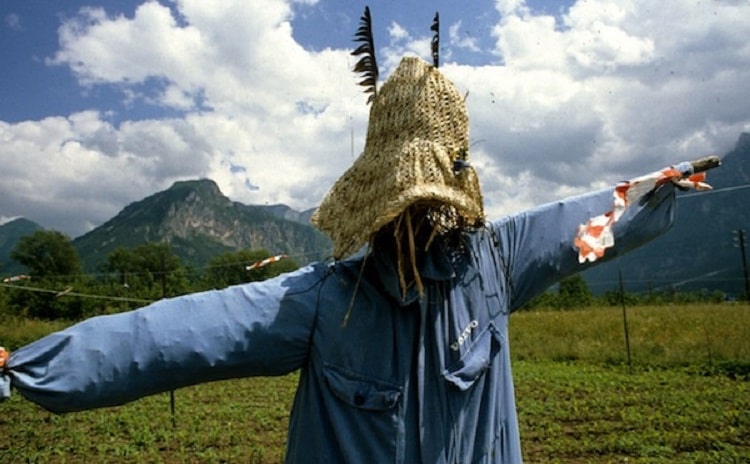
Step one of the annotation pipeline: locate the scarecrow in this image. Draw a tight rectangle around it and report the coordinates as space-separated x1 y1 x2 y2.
0 8 719 463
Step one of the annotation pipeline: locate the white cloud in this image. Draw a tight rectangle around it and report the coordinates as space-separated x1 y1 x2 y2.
380 21 432 72
19 0 365 236
447 0 750 219
449 21 480 53
4 13 21 31
2 0 750 239
495 0 529 18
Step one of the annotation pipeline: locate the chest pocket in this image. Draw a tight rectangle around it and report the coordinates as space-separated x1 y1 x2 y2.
323 363 402 411
442 322 503 391
318 359 403 462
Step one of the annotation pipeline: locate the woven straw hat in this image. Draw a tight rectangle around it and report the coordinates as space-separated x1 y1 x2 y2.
311 56 484 259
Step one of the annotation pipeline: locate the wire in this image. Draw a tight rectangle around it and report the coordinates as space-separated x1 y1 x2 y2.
0 282 153 303
0 249 327 304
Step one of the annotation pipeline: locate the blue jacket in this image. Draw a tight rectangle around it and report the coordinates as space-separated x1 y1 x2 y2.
4 185 675 463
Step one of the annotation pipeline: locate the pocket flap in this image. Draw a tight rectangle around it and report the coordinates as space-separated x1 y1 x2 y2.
323 364 401 411
443 324 503 391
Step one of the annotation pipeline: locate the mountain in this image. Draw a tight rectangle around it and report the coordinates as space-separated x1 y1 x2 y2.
0 217 44 274
72 179 331 271
582 133 750 297
261 204 317 225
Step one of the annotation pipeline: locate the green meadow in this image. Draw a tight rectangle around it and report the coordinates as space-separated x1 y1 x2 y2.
1 304 748 463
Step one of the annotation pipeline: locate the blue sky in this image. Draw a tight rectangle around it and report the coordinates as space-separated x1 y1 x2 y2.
1 0 749 238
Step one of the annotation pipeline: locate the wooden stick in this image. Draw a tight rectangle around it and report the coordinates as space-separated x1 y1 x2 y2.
690 155 721 173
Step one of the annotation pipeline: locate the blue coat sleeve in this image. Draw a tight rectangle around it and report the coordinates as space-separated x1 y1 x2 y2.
4 265 321 413
491 184 676 311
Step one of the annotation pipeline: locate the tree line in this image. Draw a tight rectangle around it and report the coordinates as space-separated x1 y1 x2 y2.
0 230 298 320
0 230 735 321
521 273 729 311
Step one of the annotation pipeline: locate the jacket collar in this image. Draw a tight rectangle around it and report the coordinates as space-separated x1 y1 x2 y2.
370 237 463 306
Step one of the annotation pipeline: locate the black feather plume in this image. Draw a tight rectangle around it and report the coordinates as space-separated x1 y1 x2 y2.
351 6 379 104
431 12 439 68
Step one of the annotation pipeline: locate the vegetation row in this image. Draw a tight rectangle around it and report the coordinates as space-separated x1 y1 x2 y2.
2 231 744 322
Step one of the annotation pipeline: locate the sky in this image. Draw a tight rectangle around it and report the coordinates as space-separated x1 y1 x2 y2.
1 0 749 239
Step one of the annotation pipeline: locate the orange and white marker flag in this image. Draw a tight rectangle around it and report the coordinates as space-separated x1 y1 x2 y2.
245 254 289 270
574 162 712 263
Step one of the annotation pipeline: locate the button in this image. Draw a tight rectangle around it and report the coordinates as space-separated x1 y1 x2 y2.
353 393 365 406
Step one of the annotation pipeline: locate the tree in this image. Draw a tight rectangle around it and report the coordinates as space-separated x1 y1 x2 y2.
557 273 593 309
11 230 81 279
8 230 84 319
105 247 140 287
103 242 189 301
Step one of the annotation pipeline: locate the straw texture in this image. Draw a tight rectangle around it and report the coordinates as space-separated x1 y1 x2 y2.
312 57 484 259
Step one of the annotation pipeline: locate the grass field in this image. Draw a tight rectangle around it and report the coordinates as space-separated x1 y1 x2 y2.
510 304 750 370
0 304 748 463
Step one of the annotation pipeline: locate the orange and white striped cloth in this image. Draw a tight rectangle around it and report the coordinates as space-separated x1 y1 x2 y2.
574 162 712 263
245 254 289 270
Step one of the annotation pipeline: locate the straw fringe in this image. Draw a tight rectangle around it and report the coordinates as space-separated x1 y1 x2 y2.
405 208 424 297
341 251 369 328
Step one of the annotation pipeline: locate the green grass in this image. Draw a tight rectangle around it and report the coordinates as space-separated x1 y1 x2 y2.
515 361 749 463
0 304 748 463
510 304 750 374
0 375 296 463
0 315 70 350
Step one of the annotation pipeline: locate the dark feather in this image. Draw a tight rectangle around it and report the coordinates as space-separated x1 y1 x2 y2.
351 6 379 104
431 12 439 68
